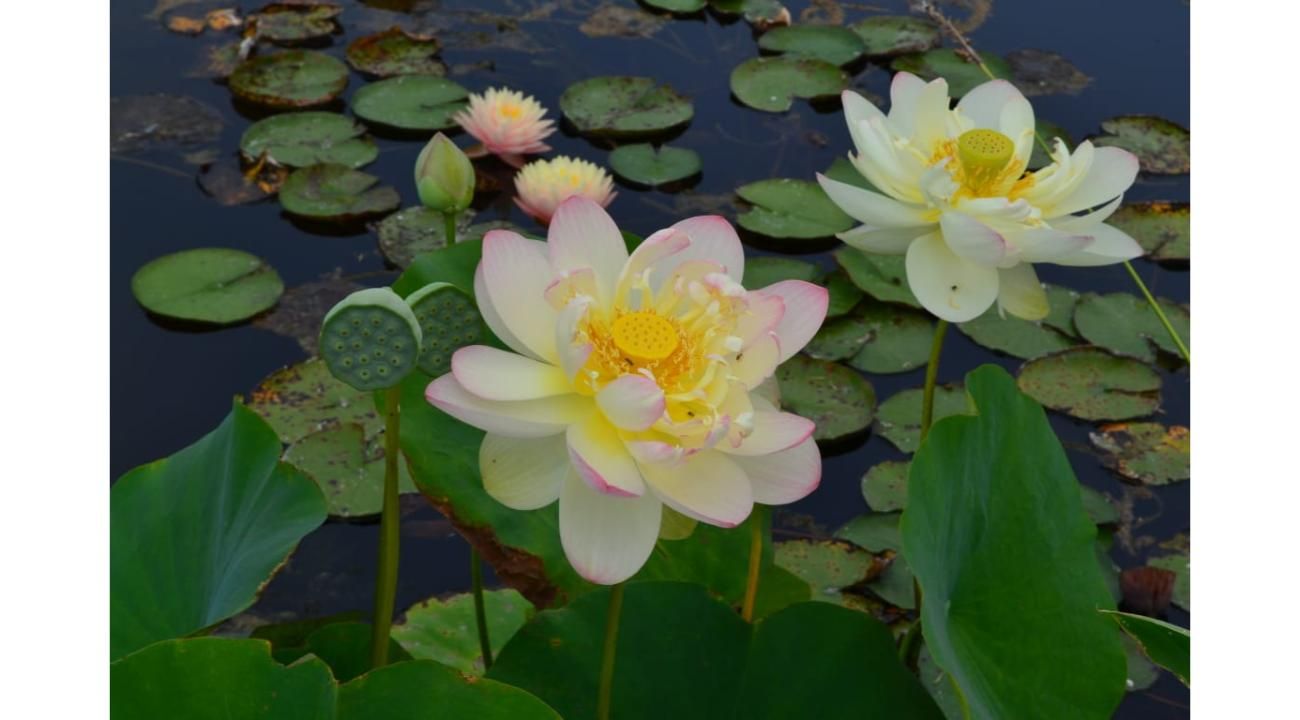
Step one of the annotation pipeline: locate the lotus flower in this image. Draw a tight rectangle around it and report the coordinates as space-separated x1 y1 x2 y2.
817 73 1143 323
514 156 617 225
426 197 828 584
453 87 555 168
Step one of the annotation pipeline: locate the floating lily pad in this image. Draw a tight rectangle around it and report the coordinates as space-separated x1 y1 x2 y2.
346 27 446 77
834 512 915 609
376 207 525 269
861 460 909 512
890 49 1013 97
834 249 922 309
1030 119 1073 169
1073 292 1190 363
132 248 283 325
1090 422 1190 486
580 5 667 38
393 590 535 674
1017 348 1162 421
822 156 879 193
608 144 701 186
709 0 789 28
757 25 865 66
736 179 855 239
823 270 865 317
776 354 877 442
643 0 707 11
248 357 381 444
282 423 416 518
958 285 1080 359
229 50 349 109
1108 202 1190 263
804 316 870 361
873 384 972 453
240 112 377 169
730 56 848 112
250 3 340 43
1147 552 1189 611
560 76 694 137
272 621 412 682
848 303 934 374
1092 116 1190 174
775 539 879 606
1081 486 1119 526
197 156 285 206
279 163 400 221
110 94 224 154
849 16 940 57
351 75 469 131
742 256 819 290
1006 48 1091 96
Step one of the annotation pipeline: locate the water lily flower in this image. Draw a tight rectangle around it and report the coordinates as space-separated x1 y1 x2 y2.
514 156 617 225
415 132 474 214
817 73 1143 323
453 87 556 168
426 197 828 584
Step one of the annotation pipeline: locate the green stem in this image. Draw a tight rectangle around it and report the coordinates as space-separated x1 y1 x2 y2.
597 583 626 720
471 547 493 671
369 386 403 669
443 211 458 245
741 508 766 622
1123 261 1191 363
919 320 950 445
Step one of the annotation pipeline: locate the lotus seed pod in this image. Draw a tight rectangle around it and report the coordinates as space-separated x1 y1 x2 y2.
319 287 423 391
405 282 486 376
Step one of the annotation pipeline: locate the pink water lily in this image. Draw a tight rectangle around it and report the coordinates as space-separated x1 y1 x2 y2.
453 87 555 168
426 197 828 584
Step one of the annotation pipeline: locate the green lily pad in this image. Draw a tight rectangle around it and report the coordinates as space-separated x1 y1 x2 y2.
741 256 820 290
849 16 940 57
608 143 701 186
1092 115 1190 174
775 539 879 606
229 50 349 109
251 4 340 43
1122 632 1160 692
1006 48 1091 96
848 303 934 374
823 270 865 317
111 404 327 660
393 589 535 674
643 0 707 11
873 384 972 453
248 357 382 444
1147 552 1189 611
822 156 879 193
282 423 417 518
1102 611 1190 686
776 354 877 442
132 248 284 325
272 621 413 683
757 25 866 66
1090 422 1190 486
351 75 469 131
834 513 915 609
559 76 694 137
1073 292 1191 363
730 56 848 112
1108 202 1190 263
338 659 563 719
804 315 870 361
1030 119 1073 169
279 164 400 221
861 460 909 512
890 49 1013 97
903 366 1127 718
1017 347 1162 421
957 285 1080 359
834 249 921 309
240 112 378 169
736 178 855 239
1081 486 1119 526
376 207 525 269
346 27 445 77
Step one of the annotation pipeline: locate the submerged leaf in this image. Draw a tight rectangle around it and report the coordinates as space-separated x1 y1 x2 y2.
110 94 224 154
1006 48 1092 96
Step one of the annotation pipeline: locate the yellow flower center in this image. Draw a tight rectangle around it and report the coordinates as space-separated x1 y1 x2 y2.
612 312 680 362
499 102 523 119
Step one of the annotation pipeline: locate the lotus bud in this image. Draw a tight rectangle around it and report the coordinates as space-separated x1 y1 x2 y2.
415 133 474 214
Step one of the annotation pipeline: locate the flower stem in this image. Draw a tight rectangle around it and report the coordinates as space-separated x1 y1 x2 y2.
597 582 626 720
741 507 766 623
370 385 403 668
443 211 458 245
471 547 493 671
920 320 950 444
1123 261 1191 363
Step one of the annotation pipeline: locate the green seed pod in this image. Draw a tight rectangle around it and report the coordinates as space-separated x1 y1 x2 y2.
405 282 486 376
319 287 423 391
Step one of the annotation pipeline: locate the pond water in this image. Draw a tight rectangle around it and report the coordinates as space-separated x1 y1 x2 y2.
111 0 1189 715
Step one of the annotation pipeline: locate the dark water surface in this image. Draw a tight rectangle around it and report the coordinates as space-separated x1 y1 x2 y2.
111 0 1189 715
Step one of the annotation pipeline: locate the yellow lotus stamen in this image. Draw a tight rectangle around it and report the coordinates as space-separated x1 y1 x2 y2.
612 312 680 362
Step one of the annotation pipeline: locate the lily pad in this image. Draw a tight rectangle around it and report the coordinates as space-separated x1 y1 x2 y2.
248 357 382 444
1147 552 1190 611
250 3 340 43
736 179 855 239
873 384 972 453
279 163 400 221
848 303 934 374
1030 119 1073 169
580 5 667 38
1081 486 1119 526
132 248 283 325
834 249 921 308
376 207 525 269
1017 347 1162 421
774 539 880 606
822 155 879 193
1073 292 1191 363
608 143 701 186
560 76 694 137
1102 611 1190 686
861 460 909 512
393 589 535 674
776 354 877 442
823 270 865 317
346 27 446 77
890 49 1013 97
644 0 707 11
741 256 820 290
1107 202 1190 263
110 94 223 154
757 25 866 66
351 75 470 131
1092 115 1190 174
272 621 413 682
282 423 417 518
832 513 915 610
730 56 848 112
229 50 349 109
958 285 1080 359
241 112 378 169
1006 48 1091 96
197 156 285 206
849 16 940 57
1090 422 1190 486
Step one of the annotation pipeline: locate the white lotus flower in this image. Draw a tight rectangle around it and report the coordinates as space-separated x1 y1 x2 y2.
817 72 1144 323
425 197 828 584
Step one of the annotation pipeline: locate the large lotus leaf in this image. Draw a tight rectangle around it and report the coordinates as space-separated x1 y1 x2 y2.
775 354 876 442
890 49 1013 97
757 25 865 66
736 178 855 239
241 112 378 169
337 659 562 719
111 404 328 660
352 75 469 131
279 164 400 221
560 76 694 136
608 143 701 186
730 56 848 112
958 284 1080 359
1108 202 1189 262
272 621 413 683
132 248 284 325
1092 115 1190 174
1017 347 1162 421
488 582 942 720
1073 291 1190 362
393 589 535 674
229 50 349 108
902 365 1127 718
1102 611 1189 686
849 15 940 57
834 248 922 308
346 27 445 77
